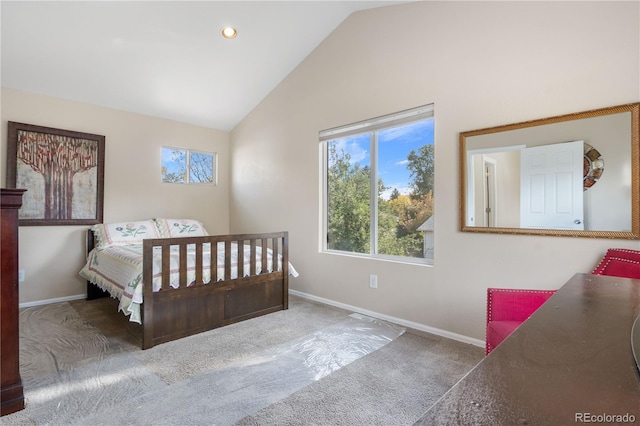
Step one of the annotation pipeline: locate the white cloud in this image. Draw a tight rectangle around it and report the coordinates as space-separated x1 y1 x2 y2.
332 138 368 164
380 185 411 200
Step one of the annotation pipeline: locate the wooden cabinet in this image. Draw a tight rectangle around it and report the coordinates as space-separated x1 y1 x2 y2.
1 188 26 416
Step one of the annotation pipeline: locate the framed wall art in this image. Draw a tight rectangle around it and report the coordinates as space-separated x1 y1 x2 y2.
6 122 105 226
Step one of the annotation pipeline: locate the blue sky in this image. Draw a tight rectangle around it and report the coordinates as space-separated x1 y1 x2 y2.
162 147 214 183
162 147 186 182
331 118 434 199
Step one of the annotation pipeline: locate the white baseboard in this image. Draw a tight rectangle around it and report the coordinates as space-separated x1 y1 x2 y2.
19 294 86 309
289 289 485 348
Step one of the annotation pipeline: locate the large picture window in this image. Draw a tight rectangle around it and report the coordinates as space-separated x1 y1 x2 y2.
321 105 434 263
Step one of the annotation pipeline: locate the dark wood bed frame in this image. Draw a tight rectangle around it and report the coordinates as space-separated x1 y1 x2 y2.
86 231 289 349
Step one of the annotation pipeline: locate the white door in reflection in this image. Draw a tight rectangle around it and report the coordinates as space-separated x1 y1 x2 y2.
520 140 584 230
482 156 497 227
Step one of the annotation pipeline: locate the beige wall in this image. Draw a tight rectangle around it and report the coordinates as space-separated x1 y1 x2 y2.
230 1 640 342
1 88 230 303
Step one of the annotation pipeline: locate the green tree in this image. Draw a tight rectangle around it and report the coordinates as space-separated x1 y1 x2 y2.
389 188 401 200
406 144 435 198
378 143 435 258
326 140 434 260
326 144 371 253
379 194 428 257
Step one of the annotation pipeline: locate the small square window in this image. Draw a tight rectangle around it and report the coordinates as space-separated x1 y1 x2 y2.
162 147 216 185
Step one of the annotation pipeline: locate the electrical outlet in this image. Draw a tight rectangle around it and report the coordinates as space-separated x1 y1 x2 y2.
19 270 25 282
369 274 378 289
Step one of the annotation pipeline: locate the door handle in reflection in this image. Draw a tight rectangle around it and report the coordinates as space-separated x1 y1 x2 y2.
574 219 582 224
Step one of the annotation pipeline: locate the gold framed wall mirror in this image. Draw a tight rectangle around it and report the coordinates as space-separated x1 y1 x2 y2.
459 102 639 239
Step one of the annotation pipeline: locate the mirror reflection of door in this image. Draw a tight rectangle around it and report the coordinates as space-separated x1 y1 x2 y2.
467 146 523 228
482 157 497 227
520 140 584 230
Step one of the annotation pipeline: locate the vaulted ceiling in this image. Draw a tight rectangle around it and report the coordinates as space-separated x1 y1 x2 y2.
1 1 403 131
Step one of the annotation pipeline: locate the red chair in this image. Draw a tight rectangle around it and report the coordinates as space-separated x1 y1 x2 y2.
485 288 556 355
591 248 640 279
485 248 640 356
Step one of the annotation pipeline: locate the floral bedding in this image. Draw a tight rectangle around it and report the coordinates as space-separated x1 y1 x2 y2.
79 220 298 324
92 218 208 248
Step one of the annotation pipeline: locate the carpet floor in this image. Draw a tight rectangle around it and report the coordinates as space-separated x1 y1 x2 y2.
1 295 483 425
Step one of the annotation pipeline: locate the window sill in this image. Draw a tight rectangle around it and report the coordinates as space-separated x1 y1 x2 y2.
321 249 433 267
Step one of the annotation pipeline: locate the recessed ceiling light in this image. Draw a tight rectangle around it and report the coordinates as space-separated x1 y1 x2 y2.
221 26 237 39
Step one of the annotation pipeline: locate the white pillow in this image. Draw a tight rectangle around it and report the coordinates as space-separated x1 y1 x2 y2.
154 219 209 238
92 220 161 248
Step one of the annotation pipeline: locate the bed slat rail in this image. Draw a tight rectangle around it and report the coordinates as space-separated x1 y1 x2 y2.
211 242 218 283
224 240 232 281
250 240 257 276
261 238 268 273
195 243 203 285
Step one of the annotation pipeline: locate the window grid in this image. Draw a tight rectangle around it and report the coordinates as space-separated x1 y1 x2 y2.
161 146 216 185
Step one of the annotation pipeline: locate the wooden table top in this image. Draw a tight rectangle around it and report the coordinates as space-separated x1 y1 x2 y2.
415 273 640 425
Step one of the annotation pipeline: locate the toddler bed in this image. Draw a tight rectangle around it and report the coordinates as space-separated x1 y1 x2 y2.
79 219 298 349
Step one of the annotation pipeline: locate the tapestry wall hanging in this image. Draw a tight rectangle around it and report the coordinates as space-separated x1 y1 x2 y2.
6 122 105 225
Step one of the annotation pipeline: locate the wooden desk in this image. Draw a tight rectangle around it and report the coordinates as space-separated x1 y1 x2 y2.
415 273 640 425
